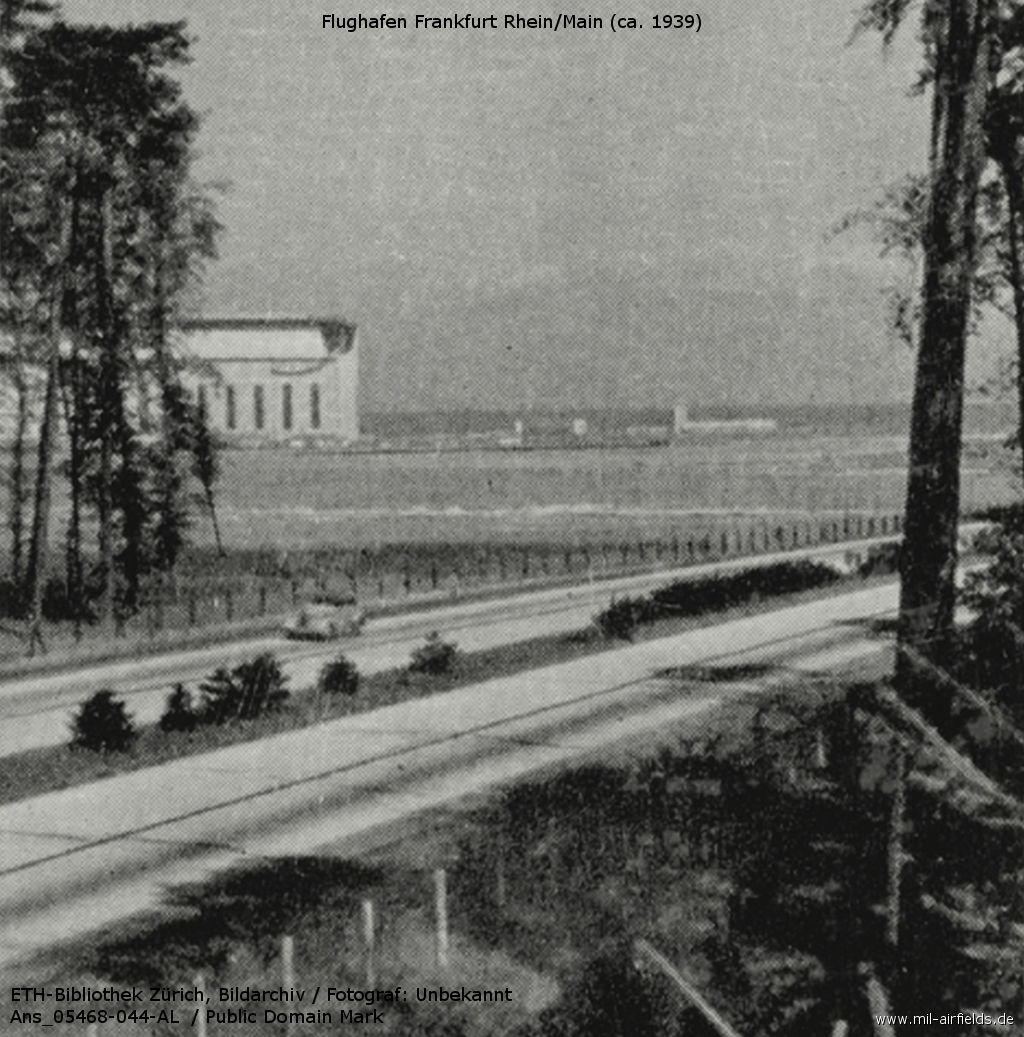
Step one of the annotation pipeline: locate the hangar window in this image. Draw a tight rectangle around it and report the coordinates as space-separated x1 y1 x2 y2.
254 385 265 430
226 386 237 430
282 383 293 431
310 384 321 429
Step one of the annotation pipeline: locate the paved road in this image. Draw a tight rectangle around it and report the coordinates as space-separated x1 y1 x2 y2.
0 582 896 970
0 536 898 757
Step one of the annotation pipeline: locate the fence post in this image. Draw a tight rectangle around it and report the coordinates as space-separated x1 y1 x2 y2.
362 898 376 985
282 935 296 1037
434 868 449 969
195 975 207 1037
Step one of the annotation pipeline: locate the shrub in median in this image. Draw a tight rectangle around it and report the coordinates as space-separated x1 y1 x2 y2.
592 560 846 641
160 683 199 733
199 652 290 724
318 654 360 697
70 689 136 753
409 631 459 675
650 559 842 616
594 595 652 641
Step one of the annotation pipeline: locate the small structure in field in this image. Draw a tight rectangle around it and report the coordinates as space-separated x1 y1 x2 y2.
673 400 777 436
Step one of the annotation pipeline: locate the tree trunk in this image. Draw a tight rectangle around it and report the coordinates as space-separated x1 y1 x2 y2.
896 0 998 708
205 482 225 557
94 187 117 629
7 352 29 595
23 196 72 655
23 344 59 655
1001 167 1024 490
59 353 84 638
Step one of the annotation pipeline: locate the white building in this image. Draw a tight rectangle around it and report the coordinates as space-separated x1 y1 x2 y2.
180 316 359 441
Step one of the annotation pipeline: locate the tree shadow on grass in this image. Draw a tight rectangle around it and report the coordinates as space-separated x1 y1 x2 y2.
77 857 384 987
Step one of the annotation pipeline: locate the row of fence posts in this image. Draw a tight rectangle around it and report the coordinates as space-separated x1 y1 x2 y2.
83 868 453 1037
134 512 902 637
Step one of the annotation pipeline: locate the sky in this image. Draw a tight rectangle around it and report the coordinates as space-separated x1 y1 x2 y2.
57 0 1012 411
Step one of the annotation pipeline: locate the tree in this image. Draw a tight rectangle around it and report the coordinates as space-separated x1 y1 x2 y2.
189 392 225 557
2 19 220 645
858 0 1012 714
985 71 1024 477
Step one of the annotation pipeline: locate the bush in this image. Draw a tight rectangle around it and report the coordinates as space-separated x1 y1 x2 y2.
591 560 845 641
160 683 198 733
199 652 289 724
594 595 650 641
409 631 459 675
857 541 901 577
70 689 136 752
959 524 1024 712
318 654 360 697
650 560 842 616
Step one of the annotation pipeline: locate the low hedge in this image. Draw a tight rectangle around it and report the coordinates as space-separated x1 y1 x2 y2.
595 559 845 640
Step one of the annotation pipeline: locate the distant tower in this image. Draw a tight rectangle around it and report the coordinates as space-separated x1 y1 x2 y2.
673 402 689 435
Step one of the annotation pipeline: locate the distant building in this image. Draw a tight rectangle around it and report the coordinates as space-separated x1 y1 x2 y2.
673 399 776 436
181 316 359 442
0 315 359 446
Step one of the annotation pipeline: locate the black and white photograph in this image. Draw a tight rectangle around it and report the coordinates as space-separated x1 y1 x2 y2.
1 0 1023 1033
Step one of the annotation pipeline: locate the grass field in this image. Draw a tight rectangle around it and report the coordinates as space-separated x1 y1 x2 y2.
3 428 1015 554
204 433 1014 550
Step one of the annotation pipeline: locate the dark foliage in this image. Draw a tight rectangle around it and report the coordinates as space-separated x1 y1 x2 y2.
651 560 842 615
857 541 901 577
958 523 1024 727
159 682 198 733
198 653 289 724
69 688 136 752
971 501 1024 529
409 631 459 675
593 595 653 641
528 950 685 1037
0 571 99 623
592 560 843 639
317 654 360 697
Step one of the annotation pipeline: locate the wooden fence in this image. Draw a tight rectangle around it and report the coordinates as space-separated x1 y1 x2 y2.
104 510 903 644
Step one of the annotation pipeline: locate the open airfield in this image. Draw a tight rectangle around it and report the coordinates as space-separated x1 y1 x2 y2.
3 404 1017 557
208 426 1015 551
